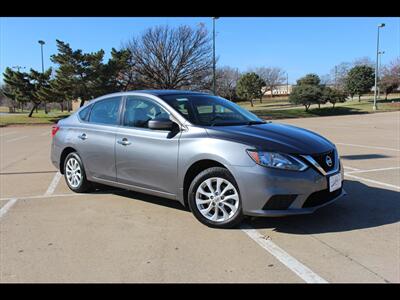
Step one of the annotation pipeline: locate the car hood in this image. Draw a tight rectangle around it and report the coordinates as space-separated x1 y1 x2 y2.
205 122 334 155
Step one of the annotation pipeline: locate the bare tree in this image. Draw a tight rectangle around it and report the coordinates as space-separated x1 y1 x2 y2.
209 66 241 100
251 67 286 102
330 62 352 89
380 58 400 100
124 24 213 90
353 57 374 68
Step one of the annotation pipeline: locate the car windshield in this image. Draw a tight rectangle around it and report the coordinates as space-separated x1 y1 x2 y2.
160 94 265 126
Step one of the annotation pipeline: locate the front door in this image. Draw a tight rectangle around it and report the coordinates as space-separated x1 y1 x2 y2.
115 95 180 197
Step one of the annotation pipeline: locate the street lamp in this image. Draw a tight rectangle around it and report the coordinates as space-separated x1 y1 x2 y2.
377 50 385 100
38 40 46 113
38 40 45 73
212 17 219 95
286 72 289 95
373 23 385 111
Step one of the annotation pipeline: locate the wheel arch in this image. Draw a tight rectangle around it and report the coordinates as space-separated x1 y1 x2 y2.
59 147 78 174
183 159 234 207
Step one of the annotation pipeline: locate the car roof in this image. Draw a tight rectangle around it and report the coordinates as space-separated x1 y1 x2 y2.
127 89 211 97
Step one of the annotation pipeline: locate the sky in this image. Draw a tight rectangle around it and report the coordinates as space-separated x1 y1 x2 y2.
1 17 399 84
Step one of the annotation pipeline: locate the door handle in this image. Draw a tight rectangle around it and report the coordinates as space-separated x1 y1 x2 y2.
78 133 87 140
117 138 131 146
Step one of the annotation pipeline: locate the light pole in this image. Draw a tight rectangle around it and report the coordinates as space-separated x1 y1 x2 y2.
38 40 46 113
38 40 45 73
286 72 289 96
373 23 385 111
377 50 385 100
212 17 219 95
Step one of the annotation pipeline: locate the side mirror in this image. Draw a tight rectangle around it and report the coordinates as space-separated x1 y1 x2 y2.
148 118 174 130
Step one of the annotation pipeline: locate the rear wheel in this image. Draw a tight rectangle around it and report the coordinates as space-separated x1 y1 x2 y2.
64 152 92 193
188 167 244 228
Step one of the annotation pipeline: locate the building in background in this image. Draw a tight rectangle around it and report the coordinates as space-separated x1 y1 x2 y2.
263 84 294 96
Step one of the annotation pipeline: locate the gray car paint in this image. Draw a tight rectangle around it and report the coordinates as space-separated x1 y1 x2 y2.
51 90 346 217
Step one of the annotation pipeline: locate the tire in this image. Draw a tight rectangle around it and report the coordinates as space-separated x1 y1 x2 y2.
64 152 92 193
188 167 244 229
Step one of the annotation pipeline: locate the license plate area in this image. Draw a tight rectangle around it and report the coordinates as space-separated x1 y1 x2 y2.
328 172 342 192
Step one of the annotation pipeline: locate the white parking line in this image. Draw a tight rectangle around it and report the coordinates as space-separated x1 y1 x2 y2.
345 167 400 174
336 143 400 152
44 171 62 196
5 136 28 143
0 193 88 202
241 225 328 283
344 173 400 190
0 132 16 137
0 198 18 220
343 166 360 171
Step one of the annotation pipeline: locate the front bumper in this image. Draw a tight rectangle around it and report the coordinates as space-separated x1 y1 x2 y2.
230 161 346 217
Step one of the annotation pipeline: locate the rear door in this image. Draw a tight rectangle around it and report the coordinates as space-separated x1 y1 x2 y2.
115 95 180 197
75 96 122 182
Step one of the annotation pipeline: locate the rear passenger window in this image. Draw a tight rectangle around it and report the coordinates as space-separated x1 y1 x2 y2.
78 105 92 122
89 97 121 125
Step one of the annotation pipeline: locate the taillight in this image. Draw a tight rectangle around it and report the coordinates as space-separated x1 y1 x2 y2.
51 125 60 137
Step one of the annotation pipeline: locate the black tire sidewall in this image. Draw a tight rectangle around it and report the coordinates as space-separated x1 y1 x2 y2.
188 167 244 229
64 152 90 193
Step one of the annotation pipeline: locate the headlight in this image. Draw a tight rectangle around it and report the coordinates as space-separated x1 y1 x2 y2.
246 150 308 171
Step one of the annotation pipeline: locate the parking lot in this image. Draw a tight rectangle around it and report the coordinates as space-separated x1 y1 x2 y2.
0 111 399 283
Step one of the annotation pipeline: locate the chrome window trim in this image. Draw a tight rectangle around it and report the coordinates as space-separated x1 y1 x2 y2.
301 148 339 176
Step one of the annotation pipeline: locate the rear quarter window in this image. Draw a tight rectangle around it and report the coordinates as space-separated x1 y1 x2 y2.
78 105 92 122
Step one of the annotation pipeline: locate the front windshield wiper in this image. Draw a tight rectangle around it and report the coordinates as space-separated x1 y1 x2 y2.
208 121 266 127
245 120 267 125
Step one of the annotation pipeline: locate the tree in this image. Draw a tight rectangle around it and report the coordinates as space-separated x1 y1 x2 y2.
2 67 52 117
380 59 400 100
124 24 212 90
95 48 138 94
252 67 286 102
297 73 321 86
331 62 352 89
214 66 241 101
344 65 375 101
51 40 106 107
353 57 374 68
289 73 323 111
289 85 322 111
236 72 264 107
321 86 347 108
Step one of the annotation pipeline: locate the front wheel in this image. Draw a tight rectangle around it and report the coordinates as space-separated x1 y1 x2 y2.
188 167 244 228
64 152 92 193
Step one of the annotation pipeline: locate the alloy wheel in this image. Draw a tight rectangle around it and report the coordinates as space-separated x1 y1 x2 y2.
195 177 239 222
65 157 82 188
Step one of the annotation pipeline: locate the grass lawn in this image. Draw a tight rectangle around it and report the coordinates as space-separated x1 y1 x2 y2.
0 110 71 127
237 95 400 120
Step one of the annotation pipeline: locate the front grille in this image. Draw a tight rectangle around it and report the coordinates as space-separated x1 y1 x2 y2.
302 188 342 208
311 149 336 173
263 194 297 210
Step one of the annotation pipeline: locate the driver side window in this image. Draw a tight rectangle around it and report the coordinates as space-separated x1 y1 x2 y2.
123 96 169 128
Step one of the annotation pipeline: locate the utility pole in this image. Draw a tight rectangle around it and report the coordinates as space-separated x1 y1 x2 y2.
212 17 219 95
373 24 385 111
